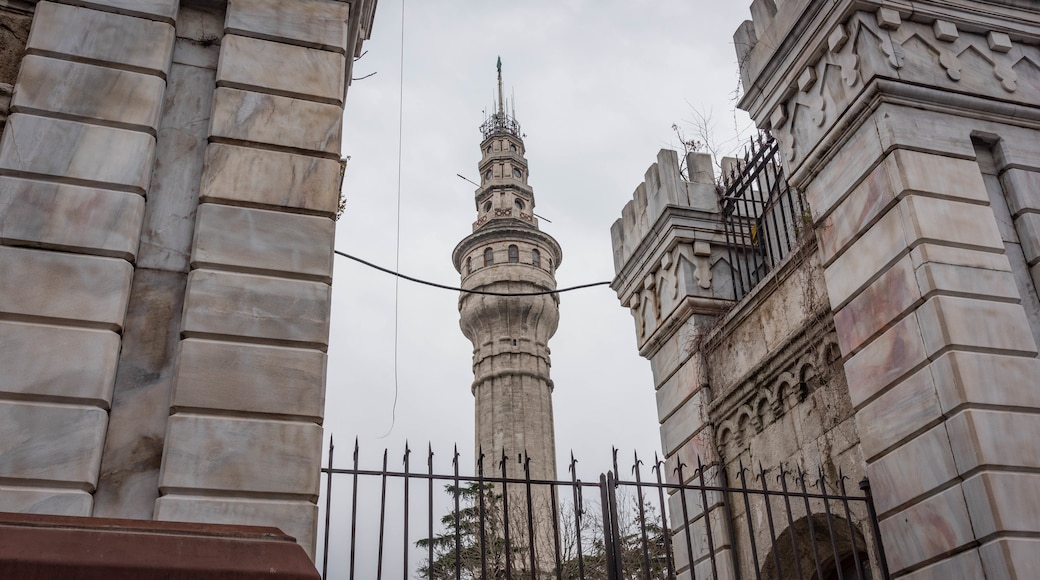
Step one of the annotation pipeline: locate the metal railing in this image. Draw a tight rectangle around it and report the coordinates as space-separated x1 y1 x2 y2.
719 133 808 301
318 440 890 580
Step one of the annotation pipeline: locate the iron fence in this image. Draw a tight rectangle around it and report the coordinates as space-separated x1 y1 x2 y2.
318 440 890 580
719 133 808 301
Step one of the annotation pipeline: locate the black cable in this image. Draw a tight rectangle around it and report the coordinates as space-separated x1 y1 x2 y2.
334 250 612 296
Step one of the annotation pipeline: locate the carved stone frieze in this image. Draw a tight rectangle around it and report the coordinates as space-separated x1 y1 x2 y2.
771 8 1040 168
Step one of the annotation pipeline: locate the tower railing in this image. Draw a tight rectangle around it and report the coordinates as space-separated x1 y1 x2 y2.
480 112 522 140
718 133 809 301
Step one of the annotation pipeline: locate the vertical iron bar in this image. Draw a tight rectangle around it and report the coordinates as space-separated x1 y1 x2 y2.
349 439 360 580
716 465 743 580
653 455 676 580
427 445 434 580
569 454 586 580
818 469 846 580
737 463 763 580
478 450 489 580
599 473 619 580
633 452 653 580
696 458 719 580
793 469 823 580
377 450 389 580
838 473 866 580
502 451 513 580
757 464 785 580
402 444 411 580
860 478 892 580
550 480 563 579
674 462 696 579
524 453 537 579
322 436 334 579
453 447 461 580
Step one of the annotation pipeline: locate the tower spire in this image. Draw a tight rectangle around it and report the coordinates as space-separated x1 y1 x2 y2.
496 56 504 116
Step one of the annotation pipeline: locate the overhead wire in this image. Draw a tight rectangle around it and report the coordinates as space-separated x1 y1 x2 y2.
335 250 613 296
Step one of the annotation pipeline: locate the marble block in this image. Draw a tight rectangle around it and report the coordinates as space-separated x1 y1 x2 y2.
855 366 940 461
866 423 959 514
226 0 350 52
0 177 145 260
217 35 344 104
878 483 975 572
172 339 326 422
929 351 1040 413
0 114 156 193
660 389 709 456
946 409 1040 472
0 401 108 489
60 0 179 23
1000 169 1040 219
0 320 120 407
1015 213 1040 263
210 87 342 155
0 486 93 516
899 549 984 580
833 255 918 355
843 313 927 409
12 55 165 132
979 537 1040 580
962 471 1040 538
154 496 318 558
916 296 1037 357
0 246 133 330
181 270 331 347
158 414 322 498
199 143 341 215
136 62 215 273
27 2 175 77
192 204 335 282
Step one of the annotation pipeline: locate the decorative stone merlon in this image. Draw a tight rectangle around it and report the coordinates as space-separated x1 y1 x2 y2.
610 150 735 353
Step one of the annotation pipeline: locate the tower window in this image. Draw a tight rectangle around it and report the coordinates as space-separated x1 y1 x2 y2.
484 247 494 266
508 245 518 263
510 144 518 153
466 257 472 274
513 168 522 179
483 201 492 213
532 249 540 268
514 198 524 210
486 146 492 155
484 170 492 181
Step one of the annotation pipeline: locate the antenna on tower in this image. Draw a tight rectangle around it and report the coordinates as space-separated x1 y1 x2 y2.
496 56 504 117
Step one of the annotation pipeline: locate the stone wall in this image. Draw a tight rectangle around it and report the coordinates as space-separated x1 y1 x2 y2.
0 1 34 140
0 0 376 559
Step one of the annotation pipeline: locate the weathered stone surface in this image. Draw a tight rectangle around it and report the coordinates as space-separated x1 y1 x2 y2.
93 269 186 520
946 409 1040 472
824 205 907 310
154 496 318 558
914 262 1020 302
226 0 350 52
0 246 133 330
855 366 941 461
819 150 989 265
916 296 1037 357
0 487 93 516
867 423 958 514
661 389 709 455
979 537 1040 580
199 143 341 215
878 483 975 572
172 339 326 422
833 255 918 355
0 401 108 488
0 177 145 260
0 6 31 87
656 355 704 422
930 351 1040 413
909 243 1011 273
899 548 984 580
217 35 344 104
210 87 342 154
60 0 179 23
12 55 165 131
192 204 335 282
0 114 156 193
27 2 175 77
844 313 927 409
1016 213 1040 264
0 321 119 407
963 471 1040 538
158 414 322 498
181 270 331 347
136 62 215 273
1000 169 1040 219
898 195 1004 253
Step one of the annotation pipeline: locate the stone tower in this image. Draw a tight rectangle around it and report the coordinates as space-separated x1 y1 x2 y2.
453 60 563 484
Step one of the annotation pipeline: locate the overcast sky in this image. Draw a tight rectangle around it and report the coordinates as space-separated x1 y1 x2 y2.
325 1 756 481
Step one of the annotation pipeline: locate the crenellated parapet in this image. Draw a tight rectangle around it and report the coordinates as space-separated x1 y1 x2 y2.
737 0 1040 186
610 150 734 357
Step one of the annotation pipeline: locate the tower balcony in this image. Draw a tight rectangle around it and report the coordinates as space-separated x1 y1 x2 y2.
479 112 521 141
